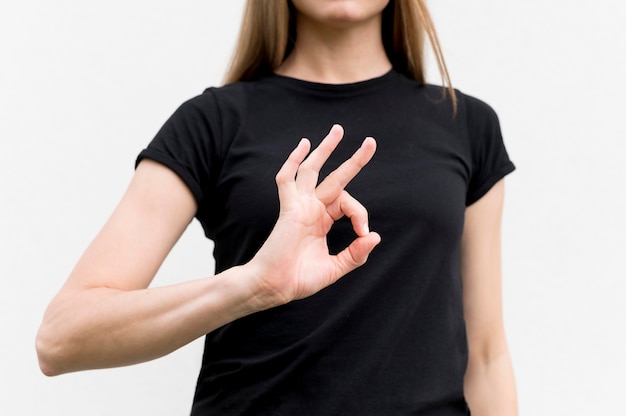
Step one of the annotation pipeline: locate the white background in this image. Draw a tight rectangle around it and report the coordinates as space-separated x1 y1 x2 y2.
1 0 624 414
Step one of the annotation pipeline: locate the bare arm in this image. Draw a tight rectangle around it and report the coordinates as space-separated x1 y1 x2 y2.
462 179 518 415
36 125 380 376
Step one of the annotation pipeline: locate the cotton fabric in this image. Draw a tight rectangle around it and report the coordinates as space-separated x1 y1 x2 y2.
137 70 515 415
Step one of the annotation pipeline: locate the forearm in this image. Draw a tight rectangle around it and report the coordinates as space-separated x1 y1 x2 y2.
36 264 266 376
37 131 379 376
464 351 518 415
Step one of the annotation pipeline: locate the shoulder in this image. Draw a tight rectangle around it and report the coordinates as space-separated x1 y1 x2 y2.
402 78 500 127
204 81 251 109
454 90 501 131
390 73 485 123
164 80 262 136
173 81 250 118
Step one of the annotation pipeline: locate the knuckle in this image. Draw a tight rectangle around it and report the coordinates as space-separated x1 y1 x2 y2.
347 248 363 267
326 172 347 189
275 171 288 185
353 251 368 267
297 161 317 175
350 151 367 167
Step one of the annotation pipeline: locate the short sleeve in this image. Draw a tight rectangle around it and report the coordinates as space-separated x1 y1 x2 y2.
135 90 222 210
464 95 515 206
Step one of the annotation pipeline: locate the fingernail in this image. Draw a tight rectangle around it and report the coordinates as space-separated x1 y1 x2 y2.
363 223 369 234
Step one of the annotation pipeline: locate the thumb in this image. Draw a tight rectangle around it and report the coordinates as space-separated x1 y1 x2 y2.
333 232 381 278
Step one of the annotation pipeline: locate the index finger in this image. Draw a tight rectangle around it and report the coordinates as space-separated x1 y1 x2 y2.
315 136 377 205
275 138 312 203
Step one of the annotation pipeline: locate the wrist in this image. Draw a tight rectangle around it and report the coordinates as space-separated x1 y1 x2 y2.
237 258 292 311
215 262 281 318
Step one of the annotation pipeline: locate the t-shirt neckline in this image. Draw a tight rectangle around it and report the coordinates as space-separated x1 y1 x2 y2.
264 69 400 96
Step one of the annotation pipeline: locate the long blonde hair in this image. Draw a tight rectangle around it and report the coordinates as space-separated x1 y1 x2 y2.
223 0 456 108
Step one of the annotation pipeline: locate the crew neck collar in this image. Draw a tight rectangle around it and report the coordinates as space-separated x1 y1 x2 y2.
264 69 401 96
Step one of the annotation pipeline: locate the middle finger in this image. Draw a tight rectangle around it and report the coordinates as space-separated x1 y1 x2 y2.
295 124 344 192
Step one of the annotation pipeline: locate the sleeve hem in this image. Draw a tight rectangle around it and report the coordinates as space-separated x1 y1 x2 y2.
135 148 204 209
465 161 516 206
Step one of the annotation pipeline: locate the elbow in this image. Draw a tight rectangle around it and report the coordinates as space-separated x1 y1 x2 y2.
36 332 59 377
36 290 86 376
38 359 61 378
35 324 67 377
466 332 512 372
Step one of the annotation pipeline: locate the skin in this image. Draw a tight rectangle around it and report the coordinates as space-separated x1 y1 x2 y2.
36 125 380 373
277 0 392 83
279 2 518 413
37 1 517 414
462 181 518 414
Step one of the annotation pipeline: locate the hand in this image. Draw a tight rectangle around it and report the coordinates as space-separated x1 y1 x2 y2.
249 124 381 307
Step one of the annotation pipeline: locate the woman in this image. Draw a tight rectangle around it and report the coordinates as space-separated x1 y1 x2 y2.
37 0 517 414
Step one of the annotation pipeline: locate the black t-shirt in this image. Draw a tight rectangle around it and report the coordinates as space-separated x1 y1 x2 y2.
137 70 515 415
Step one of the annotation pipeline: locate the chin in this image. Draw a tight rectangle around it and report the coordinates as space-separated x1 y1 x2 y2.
292 0 391 26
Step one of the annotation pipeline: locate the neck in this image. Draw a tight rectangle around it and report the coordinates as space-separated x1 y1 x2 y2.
276 14 392 84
